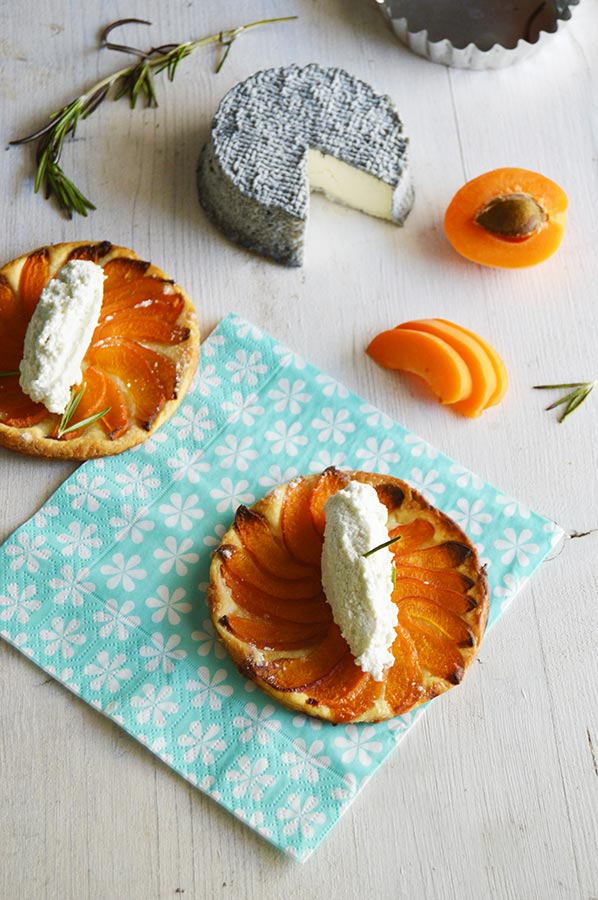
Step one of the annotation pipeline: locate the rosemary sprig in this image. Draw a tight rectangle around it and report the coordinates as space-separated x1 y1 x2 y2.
0 371 19 377
10 15 297 218
534 381 597 423
56 384 111 438
363 535 401 558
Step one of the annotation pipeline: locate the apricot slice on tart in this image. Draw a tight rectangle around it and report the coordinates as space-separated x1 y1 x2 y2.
444 167 567 269
0 241 199 459
208 468 489 724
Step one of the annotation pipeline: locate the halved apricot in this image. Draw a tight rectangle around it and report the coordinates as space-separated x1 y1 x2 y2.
366 327 473 405
444 167 567 269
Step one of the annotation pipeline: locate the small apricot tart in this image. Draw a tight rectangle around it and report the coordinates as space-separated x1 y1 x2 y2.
208 469 489 724
0 241 199 459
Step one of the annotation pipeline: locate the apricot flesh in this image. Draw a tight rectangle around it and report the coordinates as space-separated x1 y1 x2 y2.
366 327 473 405
397 319 498 418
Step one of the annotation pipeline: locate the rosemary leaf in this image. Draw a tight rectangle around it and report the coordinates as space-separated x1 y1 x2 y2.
534 380 596 423
57 384 86 436
56 383 112 438
363 535 401 558
558 385 594 423
57 406 111 437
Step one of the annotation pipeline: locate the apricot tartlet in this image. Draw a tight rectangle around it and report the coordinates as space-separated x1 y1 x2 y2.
0 241 199 459
208 468 489 724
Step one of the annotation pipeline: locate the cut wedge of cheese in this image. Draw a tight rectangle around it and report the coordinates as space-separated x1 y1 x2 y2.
198 64 413 266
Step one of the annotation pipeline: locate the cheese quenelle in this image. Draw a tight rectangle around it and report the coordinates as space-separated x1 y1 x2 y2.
19 260 105 414
321 481 397 681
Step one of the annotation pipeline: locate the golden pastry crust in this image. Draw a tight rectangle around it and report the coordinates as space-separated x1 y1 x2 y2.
0 241 199 459
208 468 489 724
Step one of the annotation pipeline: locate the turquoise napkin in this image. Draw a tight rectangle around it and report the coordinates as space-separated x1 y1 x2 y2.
0 314 562 860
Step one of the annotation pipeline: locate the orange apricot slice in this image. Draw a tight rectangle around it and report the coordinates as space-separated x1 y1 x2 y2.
280 475 324 567
388 518 435 552
222 569 331 625
366 327 473 405
220 614 327 652
435 319 509 408
233 504 315 580
397 319 497 418
385 626 423 714
444 167 567 269
309 466 351 533
217 544 322 600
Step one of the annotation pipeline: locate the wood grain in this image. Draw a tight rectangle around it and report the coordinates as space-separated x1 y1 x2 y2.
1 0 597 897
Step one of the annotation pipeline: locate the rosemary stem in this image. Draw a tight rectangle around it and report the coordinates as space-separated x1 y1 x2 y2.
10 15 298 216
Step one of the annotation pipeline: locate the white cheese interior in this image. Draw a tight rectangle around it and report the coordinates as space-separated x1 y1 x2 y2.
307 149 394 221
321 480 397 681
19 260 105 414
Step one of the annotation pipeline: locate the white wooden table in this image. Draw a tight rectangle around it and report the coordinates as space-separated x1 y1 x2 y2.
1 1 597 897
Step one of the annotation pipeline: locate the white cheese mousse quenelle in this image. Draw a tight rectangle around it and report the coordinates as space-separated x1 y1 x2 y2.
19 260 105 414
321 480 397 681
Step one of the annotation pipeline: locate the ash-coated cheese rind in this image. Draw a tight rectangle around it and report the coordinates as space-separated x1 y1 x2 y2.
197 64 413 266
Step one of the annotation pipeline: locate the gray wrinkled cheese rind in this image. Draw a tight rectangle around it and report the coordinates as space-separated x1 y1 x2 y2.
197 64 413 266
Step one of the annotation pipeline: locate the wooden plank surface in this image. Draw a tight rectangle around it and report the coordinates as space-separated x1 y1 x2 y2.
1 0 597 897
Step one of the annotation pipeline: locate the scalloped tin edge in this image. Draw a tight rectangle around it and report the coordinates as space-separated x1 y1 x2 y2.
375 1 579 70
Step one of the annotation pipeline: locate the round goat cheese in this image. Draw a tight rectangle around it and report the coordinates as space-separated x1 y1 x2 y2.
198 63 413 266
19 260 105 414
321 480 397 681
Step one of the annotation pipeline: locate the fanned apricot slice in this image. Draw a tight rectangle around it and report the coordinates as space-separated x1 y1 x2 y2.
444 167 567 269
393 564 474 593
309 466 351 533
256 625 349 691
0 241 199 459
223 568 331 625
233 505 315 580
392 578 477 616
399 614 465 685
436 319 509 408
18 248 49 319
57 367 109 440
102 256 150 289
280 476 325 566
305 655 383 723
367 327 473 405
209 470 489 723
94 304 190 345
87 339 167 429
0 376 47 428
217 545 322 600
397 319 497 418
398 597 473 647
102 374 130 441
388 518 435 553
395 541 472 570
385 626 423 714
220 614 327 651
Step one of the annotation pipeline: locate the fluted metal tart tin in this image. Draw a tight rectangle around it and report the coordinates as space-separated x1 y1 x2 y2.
375 0 579 69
